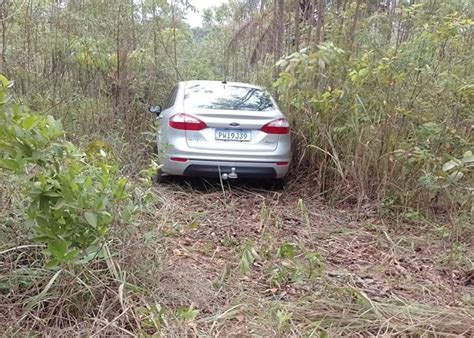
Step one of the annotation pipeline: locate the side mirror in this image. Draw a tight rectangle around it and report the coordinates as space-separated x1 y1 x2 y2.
148 105 162 115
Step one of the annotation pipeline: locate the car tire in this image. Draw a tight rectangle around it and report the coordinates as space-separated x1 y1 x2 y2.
275 178 286 190
154 168 169 184
266 178 285 190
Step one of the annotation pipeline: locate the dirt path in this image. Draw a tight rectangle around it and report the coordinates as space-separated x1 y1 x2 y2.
129 180 473 335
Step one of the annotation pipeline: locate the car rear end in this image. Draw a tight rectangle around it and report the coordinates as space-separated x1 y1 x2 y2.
160 81 291 180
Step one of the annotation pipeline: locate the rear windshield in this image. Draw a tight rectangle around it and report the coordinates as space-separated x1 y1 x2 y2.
184 83 274 111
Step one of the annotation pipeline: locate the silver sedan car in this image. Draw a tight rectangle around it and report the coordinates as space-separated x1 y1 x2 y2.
149 80 291 182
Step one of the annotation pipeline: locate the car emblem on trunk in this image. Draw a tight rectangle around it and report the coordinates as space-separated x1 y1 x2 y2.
229 122 240 127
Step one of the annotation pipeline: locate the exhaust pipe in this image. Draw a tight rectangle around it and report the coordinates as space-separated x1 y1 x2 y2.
221 168 238 180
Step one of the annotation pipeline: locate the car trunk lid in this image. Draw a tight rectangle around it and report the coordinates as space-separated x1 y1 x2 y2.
184 108 280 152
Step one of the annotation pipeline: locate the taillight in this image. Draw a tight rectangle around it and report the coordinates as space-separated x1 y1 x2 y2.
170 157 188 162
261 118 290 134
169 113 207 131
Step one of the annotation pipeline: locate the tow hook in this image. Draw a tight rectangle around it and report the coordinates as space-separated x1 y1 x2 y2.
221 168 238 180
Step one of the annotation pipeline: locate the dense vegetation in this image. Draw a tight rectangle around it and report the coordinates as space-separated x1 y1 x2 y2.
0 0 472 335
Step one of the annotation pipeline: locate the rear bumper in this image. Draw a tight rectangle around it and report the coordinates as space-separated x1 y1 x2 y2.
158 139 291 179
161 158 289 179
183 164 277 179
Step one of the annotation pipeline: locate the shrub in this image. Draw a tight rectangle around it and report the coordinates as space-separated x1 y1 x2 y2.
0 75 131 267
274 4 473 212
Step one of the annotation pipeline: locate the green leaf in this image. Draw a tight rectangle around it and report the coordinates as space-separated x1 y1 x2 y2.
462 155 474 165
176 306 199 321
0 159 20 171
84 211 97 227
21 115 37 130
63 249 80 261
0 74 10 87
442 159 460 172
51 199 66 210
48 239 68 259
43 191 61 197
45 258 60 268
278 242 296 258
239 245 259 274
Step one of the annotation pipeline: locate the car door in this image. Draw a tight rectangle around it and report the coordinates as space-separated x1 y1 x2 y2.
157 85 179 156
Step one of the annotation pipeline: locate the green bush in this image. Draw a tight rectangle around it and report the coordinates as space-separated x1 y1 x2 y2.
274 3 473 211
0 75 131 267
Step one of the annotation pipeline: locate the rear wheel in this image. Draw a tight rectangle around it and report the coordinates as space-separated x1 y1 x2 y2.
264 178 285 190
154 168 169 184
273 178 286 190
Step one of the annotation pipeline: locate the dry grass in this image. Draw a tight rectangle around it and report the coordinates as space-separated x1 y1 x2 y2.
1 178 473 335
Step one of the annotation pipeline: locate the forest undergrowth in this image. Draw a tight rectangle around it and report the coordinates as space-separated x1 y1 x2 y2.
2 177 473 335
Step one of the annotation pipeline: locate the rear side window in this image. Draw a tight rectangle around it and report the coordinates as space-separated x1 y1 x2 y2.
164 85 178 109
184 83 274 111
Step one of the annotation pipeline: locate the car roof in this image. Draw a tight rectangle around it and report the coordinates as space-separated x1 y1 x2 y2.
180 80 263 90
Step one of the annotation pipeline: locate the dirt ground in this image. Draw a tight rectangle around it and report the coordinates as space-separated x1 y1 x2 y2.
1 178 473 335
125 179 474 336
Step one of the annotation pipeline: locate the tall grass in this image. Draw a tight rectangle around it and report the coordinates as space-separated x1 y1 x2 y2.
275 1 473 212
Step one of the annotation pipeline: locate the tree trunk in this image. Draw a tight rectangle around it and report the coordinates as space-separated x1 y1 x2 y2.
385 0 396 44
0 3 8 72
315 0 325 46
273 0 284 76
172 0 179 82
115 0 131 128
348 0 362 55
294 0 300 50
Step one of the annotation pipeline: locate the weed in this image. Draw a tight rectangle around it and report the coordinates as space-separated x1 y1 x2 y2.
267 248 326 288
277 242 296 259
136 302 164 333
297 198 311 230
221 234 238 248
274 307 293 330
437 243 471 268
176 305 200 321
238 242 260 274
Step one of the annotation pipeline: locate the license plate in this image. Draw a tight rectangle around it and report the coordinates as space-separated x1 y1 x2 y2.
215 129 251 142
